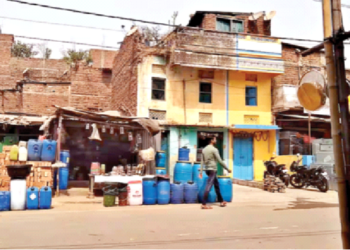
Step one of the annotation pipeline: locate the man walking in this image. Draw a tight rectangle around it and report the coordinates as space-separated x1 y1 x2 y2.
200 136 231 209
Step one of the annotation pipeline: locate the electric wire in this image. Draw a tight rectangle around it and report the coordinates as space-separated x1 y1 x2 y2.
0 16 126 32
6 0 342 44
14 35 119 49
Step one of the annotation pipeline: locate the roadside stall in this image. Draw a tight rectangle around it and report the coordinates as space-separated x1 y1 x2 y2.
52 106 160 200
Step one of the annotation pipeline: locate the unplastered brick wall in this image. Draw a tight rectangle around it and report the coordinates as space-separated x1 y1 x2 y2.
272 43 325 88
0 34 115 115
200 14 271 36
111 28 147 116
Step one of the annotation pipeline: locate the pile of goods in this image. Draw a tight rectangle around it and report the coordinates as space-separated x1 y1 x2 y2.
263 175 286 193
0 146 53 191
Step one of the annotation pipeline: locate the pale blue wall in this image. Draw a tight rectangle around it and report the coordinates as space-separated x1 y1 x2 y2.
168 126 229 181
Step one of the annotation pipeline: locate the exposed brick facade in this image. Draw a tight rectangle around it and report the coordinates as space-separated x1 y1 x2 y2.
0 34 116 115
272 43 325 87
199 13 270 36
111 28 147 116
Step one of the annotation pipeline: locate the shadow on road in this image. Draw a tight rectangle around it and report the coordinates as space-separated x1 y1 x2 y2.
275 198 339 211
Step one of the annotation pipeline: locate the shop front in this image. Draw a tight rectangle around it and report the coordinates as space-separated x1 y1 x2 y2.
229 125 279 181
163 126 230 181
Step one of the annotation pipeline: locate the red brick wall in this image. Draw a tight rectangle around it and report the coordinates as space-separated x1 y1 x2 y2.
272 44 325 87
199 14 270 36
90 49 118 69
111 29 145 116
0 34 114 115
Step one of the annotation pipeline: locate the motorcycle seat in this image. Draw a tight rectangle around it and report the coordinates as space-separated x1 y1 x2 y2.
276 164 286 168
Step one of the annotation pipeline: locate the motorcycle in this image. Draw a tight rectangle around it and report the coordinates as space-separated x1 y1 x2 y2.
290 154 329 192
263 155 290 187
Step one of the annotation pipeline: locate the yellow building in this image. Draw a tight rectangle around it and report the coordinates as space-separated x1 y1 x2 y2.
132 28 284 181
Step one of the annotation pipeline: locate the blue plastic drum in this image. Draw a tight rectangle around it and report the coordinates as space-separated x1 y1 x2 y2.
170 182 184 204
218 177 232 202
157 179 170 205
184 182 198 204
174 161 193 184
156 168 167 175
26 187 39 210
156 151 166 168
143 178 157 205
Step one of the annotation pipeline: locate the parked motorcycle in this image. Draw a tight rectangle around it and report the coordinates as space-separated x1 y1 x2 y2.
263 155 290 187
290 154 329 192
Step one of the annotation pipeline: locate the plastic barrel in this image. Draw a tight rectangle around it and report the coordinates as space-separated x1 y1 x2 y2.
170 182 184 204
142 178 157 205
39 186 52 209
58 167 69 190
0 191 10 211
10 180 26 211
41 140 57 162
28 139 43 161
198 175 217 203
178 148 190 161
156 168 167 175
157 179 170 205
218 176 233 202
192 162 202 184
184 182 198 204
26 187 39 210
156 151 166 168
174 161 193 184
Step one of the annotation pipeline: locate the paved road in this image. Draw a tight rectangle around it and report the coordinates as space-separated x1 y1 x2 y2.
0 185 342 249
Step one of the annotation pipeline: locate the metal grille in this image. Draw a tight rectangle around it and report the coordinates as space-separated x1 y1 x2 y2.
199 113 213 123
149 110 166 121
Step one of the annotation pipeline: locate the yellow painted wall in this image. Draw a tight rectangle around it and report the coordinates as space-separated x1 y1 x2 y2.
228 71 273 126
229 129 277 181
137 56 227 126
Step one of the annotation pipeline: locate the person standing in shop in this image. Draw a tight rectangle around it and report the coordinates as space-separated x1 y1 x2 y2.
200 136 231 209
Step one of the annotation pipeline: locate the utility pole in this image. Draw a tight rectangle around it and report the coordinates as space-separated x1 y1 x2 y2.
322 0 350 248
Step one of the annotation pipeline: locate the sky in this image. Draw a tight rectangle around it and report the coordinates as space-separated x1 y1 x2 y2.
1 0 350 67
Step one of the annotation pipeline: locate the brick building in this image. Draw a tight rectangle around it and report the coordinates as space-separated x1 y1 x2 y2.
0 34 117 116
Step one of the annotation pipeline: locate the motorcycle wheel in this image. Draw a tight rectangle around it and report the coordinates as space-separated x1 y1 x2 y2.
317 176 329 193
290 174 305 189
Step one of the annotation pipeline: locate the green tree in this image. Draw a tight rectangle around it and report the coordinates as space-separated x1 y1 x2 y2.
11 41 39 58
62 49 92 65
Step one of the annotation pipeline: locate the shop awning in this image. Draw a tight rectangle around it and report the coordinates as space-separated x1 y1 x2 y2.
55 106 161 136
231 125 281 130
0 114 54 126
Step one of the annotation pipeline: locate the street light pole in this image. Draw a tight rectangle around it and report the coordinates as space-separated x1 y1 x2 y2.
323 0 350 248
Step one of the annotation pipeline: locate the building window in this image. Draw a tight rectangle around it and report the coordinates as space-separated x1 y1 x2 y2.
217 18 244 33
246 86 257 106
152 78 165 100
199 113 213 123
199 82 212 103
149 110 166 121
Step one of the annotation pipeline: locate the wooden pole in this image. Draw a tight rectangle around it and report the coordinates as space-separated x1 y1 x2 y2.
308 112 312 154
323 0 350 248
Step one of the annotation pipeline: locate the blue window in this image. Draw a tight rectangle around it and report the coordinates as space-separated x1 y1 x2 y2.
245 86 257 106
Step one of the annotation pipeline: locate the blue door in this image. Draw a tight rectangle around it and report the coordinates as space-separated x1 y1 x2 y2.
233 137 254 180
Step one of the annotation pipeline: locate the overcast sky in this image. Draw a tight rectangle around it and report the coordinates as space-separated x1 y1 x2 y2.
1 0 350 67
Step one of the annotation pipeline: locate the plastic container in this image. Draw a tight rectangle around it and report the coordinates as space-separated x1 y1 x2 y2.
9 145 19 161
0 191 10 211
157 179 170 205
39 186 52 209
58 168 69 190
28 139 43 161
192 162 203 184
198 174 217 203
6 164 32 179
170 182 184 204
103 185 118 207
18 145 28 162
90 162 101 175
174 161 193 184
118 185 128 206
128 180 143 206
184 182 198 204
142 178 157 205
218 177 233 202
156 168 167 175
10 180 26 211
155 151 167 168
26 187 39 210
41 140 57 162
179 147 190 161
60 150 70 168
